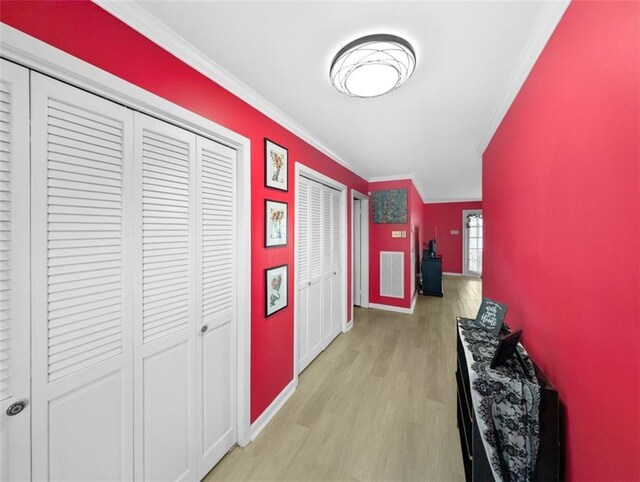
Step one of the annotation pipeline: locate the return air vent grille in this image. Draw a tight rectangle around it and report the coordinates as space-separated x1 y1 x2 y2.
380 251 404 299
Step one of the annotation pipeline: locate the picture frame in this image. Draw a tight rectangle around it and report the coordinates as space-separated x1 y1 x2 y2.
490 329 532 379
372 188 408 224
490 330 522 369
265 199 288 247
264 138 288 191
265 264 288 317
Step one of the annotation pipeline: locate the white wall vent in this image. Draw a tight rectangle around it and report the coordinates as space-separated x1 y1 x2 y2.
380 251 404 299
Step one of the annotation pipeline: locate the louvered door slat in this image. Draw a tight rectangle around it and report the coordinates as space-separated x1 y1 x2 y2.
298 178 310 288
332 190 341 271
141 126 192 344
310 183 322 280
323 188 332 275
0 78 13 405
43 95 125 382
200 140 235 320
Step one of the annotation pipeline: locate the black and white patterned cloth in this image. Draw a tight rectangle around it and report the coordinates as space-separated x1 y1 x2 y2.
458 317 541 482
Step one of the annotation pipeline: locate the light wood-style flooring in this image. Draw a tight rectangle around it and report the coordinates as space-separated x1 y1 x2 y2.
206 275 482 481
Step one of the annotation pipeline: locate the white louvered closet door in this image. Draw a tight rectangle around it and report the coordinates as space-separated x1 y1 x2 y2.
0 60 31 482
330 189 342 339
297 177 323 373
30 73 135 481
296 177 310 369
195 135 237 480
133 113 197 482
320 187 333 347
306 181 324 370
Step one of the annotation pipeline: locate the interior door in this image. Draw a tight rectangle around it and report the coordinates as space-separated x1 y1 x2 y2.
298 179 323 373
321 187 333 347
330 189 342 338
133 113 196 481
353 199 361 307
0 59 31 482
297 178 310 369
30 72 135 481
195 135 237 479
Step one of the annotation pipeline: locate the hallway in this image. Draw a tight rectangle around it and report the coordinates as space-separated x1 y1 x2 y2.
206 276 482 481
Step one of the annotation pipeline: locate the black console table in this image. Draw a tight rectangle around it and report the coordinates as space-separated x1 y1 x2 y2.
422 255 443 297
456 317 560 481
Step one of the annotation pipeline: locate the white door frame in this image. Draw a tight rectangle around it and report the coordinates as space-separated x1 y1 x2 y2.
0 24 252 447
294 163 347 387
350 190 369 325
462 209 483 277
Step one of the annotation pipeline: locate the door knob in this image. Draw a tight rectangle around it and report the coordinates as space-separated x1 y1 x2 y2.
201 325 208 333
6 400 27 416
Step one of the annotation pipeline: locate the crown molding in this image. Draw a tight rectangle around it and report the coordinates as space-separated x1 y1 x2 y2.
478 0 569 155
423 197 483 205
93 0 364 179
368 173 428 204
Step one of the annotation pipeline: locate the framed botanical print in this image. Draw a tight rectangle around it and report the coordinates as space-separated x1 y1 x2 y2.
265 199 287 247
265 264 288 317
264 138 288 191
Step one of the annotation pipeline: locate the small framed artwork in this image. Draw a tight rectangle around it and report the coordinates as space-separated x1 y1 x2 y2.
265 199 287 247
490 329 532 379
372 189 408 224
264 138 288 191
265 264 288 317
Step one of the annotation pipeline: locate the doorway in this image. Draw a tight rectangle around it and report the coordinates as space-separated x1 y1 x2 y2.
294 163 348 379
462 209 483 277
0 35 252 479
351 190 369 324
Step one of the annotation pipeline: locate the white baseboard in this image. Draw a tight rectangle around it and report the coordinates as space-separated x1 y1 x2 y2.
250 379 296 441
342 320 354 332
444 272 482 278
369 299 416 315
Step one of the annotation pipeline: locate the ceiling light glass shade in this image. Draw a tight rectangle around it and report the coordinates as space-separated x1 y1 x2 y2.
330 34 416 98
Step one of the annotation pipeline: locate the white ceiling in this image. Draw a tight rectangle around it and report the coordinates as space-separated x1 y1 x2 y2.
110 1 567 202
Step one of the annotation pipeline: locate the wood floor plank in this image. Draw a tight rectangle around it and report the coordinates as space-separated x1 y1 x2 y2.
205 275 482 481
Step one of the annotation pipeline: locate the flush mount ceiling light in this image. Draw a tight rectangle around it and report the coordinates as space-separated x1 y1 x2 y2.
330 33 416 98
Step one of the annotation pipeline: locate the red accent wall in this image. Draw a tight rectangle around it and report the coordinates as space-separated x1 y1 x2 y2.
0 1 368 423
369 179 422 309
483 2 640 480
423 202 482 274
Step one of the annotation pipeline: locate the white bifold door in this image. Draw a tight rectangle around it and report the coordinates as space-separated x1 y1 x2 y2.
21 70 238 481
30 71 136 481
0 59 31 482
297 176 342 373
